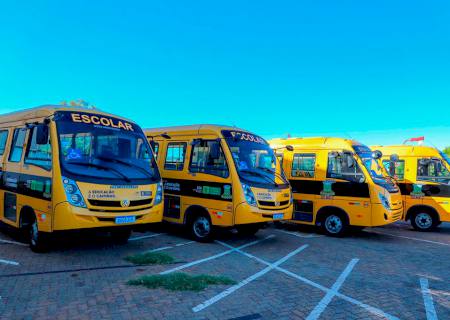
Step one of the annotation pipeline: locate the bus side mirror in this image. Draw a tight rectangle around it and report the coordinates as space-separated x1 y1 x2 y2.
36 124 49 145
390 154 399 162
191 138 202 146
372 150 382 159
286 145 294 152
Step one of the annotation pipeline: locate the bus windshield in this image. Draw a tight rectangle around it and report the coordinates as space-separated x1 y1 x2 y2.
353 144 398 192
55 111 160 184
222 130 288 188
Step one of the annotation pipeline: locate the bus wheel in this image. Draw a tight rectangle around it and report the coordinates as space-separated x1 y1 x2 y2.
29 216 48 253
189 214 213 242
236 224 260 237
111 228 132 244
322 213 348 237
411 210 438 231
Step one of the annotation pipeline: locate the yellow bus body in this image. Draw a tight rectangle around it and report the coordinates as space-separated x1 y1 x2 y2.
270 137 403 236
0 105 163 250
372 145 450 230
145 125 293 241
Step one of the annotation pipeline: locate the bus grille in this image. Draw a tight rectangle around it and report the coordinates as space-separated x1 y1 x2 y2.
258 200 289 207
88 198 153 208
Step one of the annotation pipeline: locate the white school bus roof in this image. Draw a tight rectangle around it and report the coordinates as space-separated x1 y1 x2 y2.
145 124 252 138
0 105 137 125
371 145 442 158
269 137 363 151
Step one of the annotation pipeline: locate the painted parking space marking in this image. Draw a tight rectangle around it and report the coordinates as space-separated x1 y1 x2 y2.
0 258 19 266
147 241 195 253
277 229 323 238
306 258 359 320
192 244 308 312
160 235 275 275
368 230 450 247
0 238 27 246
129 233 166 241
420 278 439 320
216 241 399 320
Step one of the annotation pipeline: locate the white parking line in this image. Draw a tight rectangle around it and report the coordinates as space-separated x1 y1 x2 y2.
147 241 195 253
216 241 399 320
129 233 165 241
192 244 308 312
277 229 323 238
306 259 359 320
420 278 438 320
0 258 19 266
160 235 275 275
369 230 450 247
0 238 27 246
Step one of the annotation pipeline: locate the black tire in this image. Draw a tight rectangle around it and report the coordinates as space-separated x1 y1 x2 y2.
236 224 260 237
410 209 439 232
321 212 348 237
29 216 49 253
188 213 213 242
111 228 132 244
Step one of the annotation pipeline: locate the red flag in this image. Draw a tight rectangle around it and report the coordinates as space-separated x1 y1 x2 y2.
403 136 424 144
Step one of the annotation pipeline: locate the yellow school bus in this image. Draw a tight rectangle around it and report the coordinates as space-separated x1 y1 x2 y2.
145 125 293 241
0 105 163 251
373 145 450 231
270 137 403 236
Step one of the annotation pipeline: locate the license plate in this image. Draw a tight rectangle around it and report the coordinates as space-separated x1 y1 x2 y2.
273 213 284 220
115 216 136 224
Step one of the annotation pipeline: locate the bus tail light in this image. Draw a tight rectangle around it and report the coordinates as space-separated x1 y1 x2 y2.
62 177 87 208
154 182 163 205
242 183 257 207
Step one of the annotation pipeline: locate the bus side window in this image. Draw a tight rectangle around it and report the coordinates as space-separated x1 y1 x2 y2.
165 142 186 171
189 140 229 178
291 153 316 178
382 159 405 180
25 127 52 170
9 128 27 163
327 152 364 183
0 130 9 156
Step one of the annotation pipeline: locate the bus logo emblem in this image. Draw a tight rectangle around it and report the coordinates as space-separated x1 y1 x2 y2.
275 201 280 206
121 200 130 207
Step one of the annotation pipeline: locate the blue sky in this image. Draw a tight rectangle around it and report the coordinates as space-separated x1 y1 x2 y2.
1 1 449 148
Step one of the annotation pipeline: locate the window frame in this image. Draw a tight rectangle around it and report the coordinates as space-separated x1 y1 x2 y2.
164 142 187 171
150 141 159 160
24 126 52 171
8 127 28 163
0 130 9 156
188 139 229 178
291 153 316 179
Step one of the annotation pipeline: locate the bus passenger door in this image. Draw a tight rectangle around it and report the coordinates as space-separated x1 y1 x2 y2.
20 124 53 232
289 152 319 224
2 127 28 227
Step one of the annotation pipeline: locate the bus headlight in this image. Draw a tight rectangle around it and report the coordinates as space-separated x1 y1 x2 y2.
242 183 257 207
378 193 390 210
154 182 163 205
62 177 87 208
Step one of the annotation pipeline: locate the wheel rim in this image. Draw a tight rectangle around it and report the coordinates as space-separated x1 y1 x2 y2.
325 215 343 234
193 217 211 238
415 213 432 229
30 220 39 246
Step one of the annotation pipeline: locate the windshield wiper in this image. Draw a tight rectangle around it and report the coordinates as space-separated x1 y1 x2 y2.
255 166 287 185
239 169 277 185
66 161 130 182
94 156 157 180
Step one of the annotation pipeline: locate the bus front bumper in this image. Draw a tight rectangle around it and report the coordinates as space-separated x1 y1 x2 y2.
370 203 403 227
234 202 293 225
52 202 163 231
